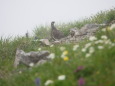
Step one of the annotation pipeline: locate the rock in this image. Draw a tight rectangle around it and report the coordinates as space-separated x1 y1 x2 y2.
70 28 81 37
84 24 100 29
36 60 47 66
109 20 115 25
14 49 50 68
69 24 99 39
52 40 61 45
80 24 100 35
59 23 101 43
39 39 50 46
50 23 101 44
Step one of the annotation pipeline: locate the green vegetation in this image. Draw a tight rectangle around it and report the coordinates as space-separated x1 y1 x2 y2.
0 8 115 86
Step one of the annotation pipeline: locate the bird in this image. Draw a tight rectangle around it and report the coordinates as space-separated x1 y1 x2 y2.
25 31 29 38
51 21 64 40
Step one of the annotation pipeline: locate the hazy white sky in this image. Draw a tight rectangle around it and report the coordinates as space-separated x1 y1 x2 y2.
0 0 115 37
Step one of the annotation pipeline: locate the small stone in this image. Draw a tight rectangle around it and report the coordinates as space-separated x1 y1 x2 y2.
39 39 50 46
52 40 61 45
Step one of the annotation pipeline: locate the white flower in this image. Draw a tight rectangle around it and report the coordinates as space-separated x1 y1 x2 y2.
85 43 91 49
47 53 55 59
81 48 87 52
73 45 79 51
61 51 68 58
95 40 104 44
111 43 115 47
33 39 38 42
44 80 54 86
110 24 115 30
101 35 107 40
50 45 54 47
108 43 115 48
101 28 106 32
86 53 91 58
60 46 66 51
89 36 97 41
29 63 34 67
58 75 66 80
89 47 95 54
38 48 41 51
98 46 104 49
61 54 65 58
19 71 22 74
104 40 111 45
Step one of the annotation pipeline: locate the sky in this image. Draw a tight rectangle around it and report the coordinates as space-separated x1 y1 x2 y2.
0 0 115 37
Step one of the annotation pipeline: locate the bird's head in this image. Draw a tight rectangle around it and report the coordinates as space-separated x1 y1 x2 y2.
51 21 55 25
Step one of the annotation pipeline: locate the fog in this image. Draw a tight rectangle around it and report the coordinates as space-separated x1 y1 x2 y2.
0 0 115 37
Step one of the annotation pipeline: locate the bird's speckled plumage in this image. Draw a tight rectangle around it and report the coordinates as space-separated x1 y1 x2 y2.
51 21 64 40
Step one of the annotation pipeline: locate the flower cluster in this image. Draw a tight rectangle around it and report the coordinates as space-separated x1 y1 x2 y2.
60 46 66 51
44 80 54 86
29 63 34 67
81 33 115 58
81 43 92 53
102 24 115 32
44 75 66 86
73 44 79 51
78 77 85 86
89 36 97 41
38 48 42 51
61 50 69 61
74 66 85 86
47 53 55 60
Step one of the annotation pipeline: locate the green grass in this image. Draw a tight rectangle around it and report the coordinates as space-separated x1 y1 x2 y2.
0 8 115 86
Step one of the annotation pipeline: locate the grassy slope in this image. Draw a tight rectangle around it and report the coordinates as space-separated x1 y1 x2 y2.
0 8 115 86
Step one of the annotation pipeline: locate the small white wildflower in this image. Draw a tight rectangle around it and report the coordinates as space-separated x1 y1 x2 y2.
38 48 41 51
33 40 38 42
61 54 65 58
19 71 22 74
111 43 115 47
89 47 95 54
73 45 79 51
62 51 68 55
85 43 91 49
101 28 106 32
44 80 54 86
29 63 34 67
47 53 55 59
58 75 66 80
109 43 115 48
101 35 108 40
105 40 112 45
86 53 91 58
50 45 54 47
61 51 68 58
99 40 104 43
98 46 104 49
110 24 115 30
81 48 87 52
95 40 104 44
95 41 99 44
60 46 66 51
89 36 97 41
